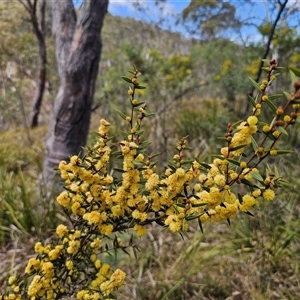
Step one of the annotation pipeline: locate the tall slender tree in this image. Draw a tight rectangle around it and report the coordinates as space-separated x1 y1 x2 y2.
18 0 47 128
43 0 109 184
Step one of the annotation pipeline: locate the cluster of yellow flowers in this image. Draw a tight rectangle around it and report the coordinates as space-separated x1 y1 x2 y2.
1 61 299 299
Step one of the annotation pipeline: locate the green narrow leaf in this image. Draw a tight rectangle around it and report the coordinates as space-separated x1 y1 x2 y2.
198 217 203 233
265 99 277 113
276 150 293 155
283 91 291 100
245 211 254 216
133 64 138 72
135 85 146 89
192 203 207 208
296 117 300 124
121 76 133 84
144 113 155 117
289 66 300 77
289 70 297 83
248 76 261 91
113 168 125 173
276 126 288 136
268 94 282 101
250 171 264 182
250 135 258 153
238 193 243 204
227 159 241 167
133 101 146 107
269 116 277 128
249 95 256 107
115 109 127 120
202 186 210 192
230 144 248 151
241 179 257 188
185 214 202 221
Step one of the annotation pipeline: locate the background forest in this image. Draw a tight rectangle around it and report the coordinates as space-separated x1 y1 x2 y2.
1 1 300 299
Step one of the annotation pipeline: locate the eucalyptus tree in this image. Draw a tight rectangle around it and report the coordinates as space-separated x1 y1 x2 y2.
43 0 109 184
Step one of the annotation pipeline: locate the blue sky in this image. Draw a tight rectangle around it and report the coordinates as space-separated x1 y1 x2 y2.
74 1 300 43
107 0 261 41
108 0 190 35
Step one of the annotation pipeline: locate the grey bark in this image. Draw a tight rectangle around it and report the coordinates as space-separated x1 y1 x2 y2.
43 0 109 185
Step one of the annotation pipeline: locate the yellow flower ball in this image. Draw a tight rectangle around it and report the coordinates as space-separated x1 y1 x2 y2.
263 189 275 201
247 116 258 126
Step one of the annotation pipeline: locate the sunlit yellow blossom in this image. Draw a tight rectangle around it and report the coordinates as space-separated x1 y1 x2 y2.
262 125 271 133
100 281 113 296
283 115 291 122
240 161 247 168
90 238 101 249
224 191 238 204
56 224 68 238
135 153 144 162
134 224 147 236
252 189 261 197
194 183 201 192
34 242 44 254
70 155 81 165
110 269 126 286
99 224 114 236
176 168 185 177
48 246 62 261
165 214 183 232
99 119 110 135
111 205 123 217
132 210 148 221
67 240 80 255
100 264 112 278
198 174 207 183
27 275 42 297
42 262 54 278
209 187 223 206
239 194 257 212
229 171 238 180
25 258 40 274
77 290 86 299
165 168 172 176
272 130 280 138
263 189 275 201
66 260 73 270
8 276 16 285
93 259 101 269
270 149 277 156
221 147 229 158
145 173 160 190
56 191 70 207
247 116 258 126
71 201 85 215
214 174 226 186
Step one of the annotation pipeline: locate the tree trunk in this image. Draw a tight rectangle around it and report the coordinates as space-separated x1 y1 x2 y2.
19 0 47 128
43 0 109 185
